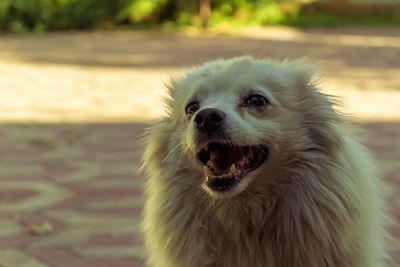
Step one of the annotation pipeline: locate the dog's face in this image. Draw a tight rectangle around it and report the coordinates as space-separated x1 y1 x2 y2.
187 90 272 198
164 57 326 198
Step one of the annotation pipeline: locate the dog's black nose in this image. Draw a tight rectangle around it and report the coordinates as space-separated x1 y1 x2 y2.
194 108 226 133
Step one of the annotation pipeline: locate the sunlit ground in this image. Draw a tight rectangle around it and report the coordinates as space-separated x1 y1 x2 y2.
0 27 399 122
0 28 399 266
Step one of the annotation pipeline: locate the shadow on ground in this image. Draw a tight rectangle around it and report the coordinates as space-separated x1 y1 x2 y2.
0 121 399 266
1 29 399 70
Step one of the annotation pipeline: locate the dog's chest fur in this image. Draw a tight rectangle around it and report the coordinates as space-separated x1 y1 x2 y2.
146 181 341 267
155 188 277 267
199 206 276 267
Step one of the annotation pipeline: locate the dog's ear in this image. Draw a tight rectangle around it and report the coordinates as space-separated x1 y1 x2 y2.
283 59 316 91
283 60 346 154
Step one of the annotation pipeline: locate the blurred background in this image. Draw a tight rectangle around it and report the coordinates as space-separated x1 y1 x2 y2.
0 0 399 266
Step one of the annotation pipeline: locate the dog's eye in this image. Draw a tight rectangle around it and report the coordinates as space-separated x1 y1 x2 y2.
185 101 200 116
244 94 269 108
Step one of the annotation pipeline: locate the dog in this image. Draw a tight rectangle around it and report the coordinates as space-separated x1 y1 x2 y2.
142 57 388 267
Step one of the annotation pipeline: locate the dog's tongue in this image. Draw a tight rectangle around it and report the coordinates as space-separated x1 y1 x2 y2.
207 144 243 174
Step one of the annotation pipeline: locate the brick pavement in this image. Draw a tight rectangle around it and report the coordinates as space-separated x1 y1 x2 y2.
0 124 146 267
0 122 399 267
0 28 399 266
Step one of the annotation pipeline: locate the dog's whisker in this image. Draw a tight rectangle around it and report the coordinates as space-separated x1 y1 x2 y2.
174 145 191 173
255 45 271 60
174 150 185 173
163 141 184 163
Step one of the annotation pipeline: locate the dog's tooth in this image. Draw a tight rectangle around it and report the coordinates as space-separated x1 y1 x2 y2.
229 164 236 174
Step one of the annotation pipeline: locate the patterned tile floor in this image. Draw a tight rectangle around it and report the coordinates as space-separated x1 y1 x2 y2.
0 28 399 266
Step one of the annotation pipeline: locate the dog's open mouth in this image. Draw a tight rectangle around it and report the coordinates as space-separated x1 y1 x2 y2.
196 142 269 192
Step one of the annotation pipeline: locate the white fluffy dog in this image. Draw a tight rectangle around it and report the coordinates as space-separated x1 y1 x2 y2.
142 57 388 267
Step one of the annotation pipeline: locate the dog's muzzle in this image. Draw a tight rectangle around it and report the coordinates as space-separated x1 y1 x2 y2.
196 142 269 192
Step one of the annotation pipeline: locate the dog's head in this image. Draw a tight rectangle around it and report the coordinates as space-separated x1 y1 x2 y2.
153 57 338 198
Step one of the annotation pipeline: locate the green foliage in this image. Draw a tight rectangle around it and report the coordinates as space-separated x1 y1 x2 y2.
0 0 399 33
254 2 288 25
0 0 135 32
285 13 400 27
116 0 166 23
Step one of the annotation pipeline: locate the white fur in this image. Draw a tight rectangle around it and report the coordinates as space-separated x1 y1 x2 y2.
142 57 389 267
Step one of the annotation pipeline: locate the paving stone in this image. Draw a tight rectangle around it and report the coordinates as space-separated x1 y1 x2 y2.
0 163 43 177
0 181 71 212
0 219 22 237
44 210 139 230
58 162 140 182
84 196 142 210
0 249 48 267
73 245 145 260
